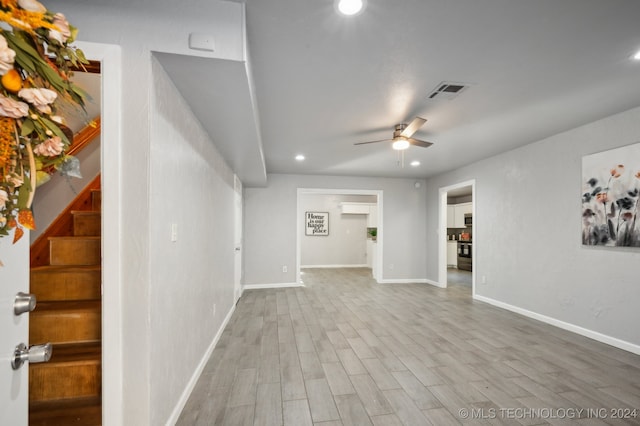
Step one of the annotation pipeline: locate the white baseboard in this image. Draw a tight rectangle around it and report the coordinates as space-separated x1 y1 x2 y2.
474 294 640 355
242 282 303 291
378 278 432 285
301 264 369 269
166 300 237 425
424 278 446 288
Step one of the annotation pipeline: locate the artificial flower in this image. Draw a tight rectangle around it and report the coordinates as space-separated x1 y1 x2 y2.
2 69 22 92
0 94 28 118
33 135 63 156
0 35 16 75
49 13 71 44
0 0 88 250
17 209 35 229
50 115 66 125
18 87 57 114
17 0 47 13
12 225 23 243
7 173 23 187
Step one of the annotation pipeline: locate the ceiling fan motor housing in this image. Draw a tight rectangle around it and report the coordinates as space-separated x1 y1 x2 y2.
393 124 408 138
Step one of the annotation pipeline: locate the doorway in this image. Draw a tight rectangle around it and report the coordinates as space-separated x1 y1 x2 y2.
438 180 475 294
296 188 383 284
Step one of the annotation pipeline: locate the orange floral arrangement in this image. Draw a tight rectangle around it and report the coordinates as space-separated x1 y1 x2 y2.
0 0 87 246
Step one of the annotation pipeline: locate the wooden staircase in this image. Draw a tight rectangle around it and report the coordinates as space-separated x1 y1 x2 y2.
29 180 102 426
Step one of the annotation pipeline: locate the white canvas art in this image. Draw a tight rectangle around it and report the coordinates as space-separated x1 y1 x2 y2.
305 212 329 236
582 142 640 247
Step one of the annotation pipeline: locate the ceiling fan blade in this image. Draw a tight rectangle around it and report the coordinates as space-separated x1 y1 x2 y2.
354 139 391 146
400 117 427 138
408 138 433 148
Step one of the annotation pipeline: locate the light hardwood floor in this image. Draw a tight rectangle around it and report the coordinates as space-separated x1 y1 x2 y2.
177 268 640 425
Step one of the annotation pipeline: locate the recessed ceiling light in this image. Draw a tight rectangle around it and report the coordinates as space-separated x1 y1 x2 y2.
410 160 420 167
337 0 363 16
295 154 305 161
633 50 640 61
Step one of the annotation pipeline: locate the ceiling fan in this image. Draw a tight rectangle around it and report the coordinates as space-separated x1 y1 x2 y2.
354 117 434 151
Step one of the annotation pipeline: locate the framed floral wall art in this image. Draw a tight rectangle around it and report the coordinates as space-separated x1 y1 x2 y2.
582 142 640 247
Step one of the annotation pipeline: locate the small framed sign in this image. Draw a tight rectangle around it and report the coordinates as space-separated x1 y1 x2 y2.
305 212 329 236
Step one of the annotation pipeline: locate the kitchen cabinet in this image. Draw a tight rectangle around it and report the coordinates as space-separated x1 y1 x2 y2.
447 241 457 267
447 205 455 227
452 202 472 227
367 239 378 280
340 202 370 214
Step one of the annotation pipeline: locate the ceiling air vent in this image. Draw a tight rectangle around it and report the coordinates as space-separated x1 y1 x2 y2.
427 82 469 101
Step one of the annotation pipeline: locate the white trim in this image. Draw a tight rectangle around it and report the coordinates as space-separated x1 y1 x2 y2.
474 295 640 355
378 278 432 285
74 41 123 426
301 264 369 269
423 278 445 288
438 180 476 295
165 301 238 425
243 282 303 291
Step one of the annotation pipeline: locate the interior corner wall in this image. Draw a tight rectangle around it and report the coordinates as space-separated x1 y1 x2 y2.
300 194 375 267
244 174 427 285
425 105 640 348
150 57 236 425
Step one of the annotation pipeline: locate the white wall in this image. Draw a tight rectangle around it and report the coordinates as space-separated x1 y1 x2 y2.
45 1 246 424
300 194 375 267
425 105 640 350
244 174 427 285
149 57 236 425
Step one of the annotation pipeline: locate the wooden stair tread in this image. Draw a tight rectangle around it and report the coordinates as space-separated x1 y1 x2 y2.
48 237 101 266
29 343 102 402
30 396 101 426
31 265 101 273
48 236 101 241
30 266 101 302
34 300 101 312
70 210 101 215
49 342 101 364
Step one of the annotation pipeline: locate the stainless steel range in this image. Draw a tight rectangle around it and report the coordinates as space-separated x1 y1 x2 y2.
457 240 472 271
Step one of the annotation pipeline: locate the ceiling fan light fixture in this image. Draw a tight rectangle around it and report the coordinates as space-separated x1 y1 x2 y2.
337 0 363 16
392 137 410 150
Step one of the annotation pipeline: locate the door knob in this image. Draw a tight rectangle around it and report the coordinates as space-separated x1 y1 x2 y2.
11 342 52 370
14 292 37 316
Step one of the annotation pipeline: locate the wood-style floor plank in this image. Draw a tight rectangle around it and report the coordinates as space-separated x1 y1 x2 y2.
177 268 640 426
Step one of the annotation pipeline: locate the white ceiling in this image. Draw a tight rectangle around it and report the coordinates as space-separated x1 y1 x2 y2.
166 0 640 186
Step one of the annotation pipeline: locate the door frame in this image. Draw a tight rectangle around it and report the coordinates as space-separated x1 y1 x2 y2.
76 41 123 426
438 179 476 294
296 188 383 283
233 175 243 303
